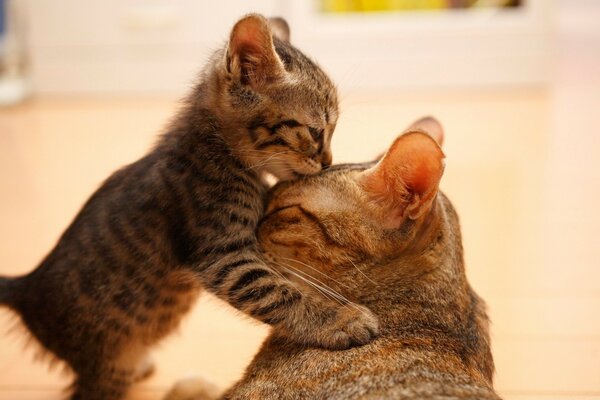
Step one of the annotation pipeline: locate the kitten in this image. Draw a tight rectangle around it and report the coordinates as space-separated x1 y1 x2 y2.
0 14 378 400
167 117 501 400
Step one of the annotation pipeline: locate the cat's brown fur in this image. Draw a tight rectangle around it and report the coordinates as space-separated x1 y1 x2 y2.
167 117 500 400
0 14 379 400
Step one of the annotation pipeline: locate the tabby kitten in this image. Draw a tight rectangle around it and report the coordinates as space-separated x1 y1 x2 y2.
167 117 501 400
0 14 378 400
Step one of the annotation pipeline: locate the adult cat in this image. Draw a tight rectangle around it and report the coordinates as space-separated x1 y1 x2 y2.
0 14 377 400
167 117 501 400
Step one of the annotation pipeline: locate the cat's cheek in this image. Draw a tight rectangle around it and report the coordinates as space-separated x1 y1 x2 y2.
294 157 322 176
269 155 322 180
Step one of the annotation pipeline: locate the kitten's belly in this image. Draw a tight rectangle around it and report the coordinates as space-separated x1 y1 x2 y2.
130 269 202 345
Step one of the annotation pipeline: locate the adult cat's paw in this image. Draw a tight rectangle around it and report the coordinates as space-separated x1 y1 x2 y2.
319 305 379 350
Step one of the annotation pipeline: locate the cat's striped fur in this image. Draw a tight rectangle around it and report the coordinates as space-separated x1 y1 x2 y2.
0 15 378 400
167 118 501 400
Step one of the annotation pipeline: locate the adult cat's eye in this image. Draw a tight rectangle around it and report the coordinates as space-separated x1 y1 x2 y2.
264 204 301 218
308 127 324 141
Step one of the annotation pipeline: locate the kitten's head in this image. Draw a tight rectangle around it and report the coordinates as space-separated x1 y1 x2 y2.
216 14 338 180
258 117 447 298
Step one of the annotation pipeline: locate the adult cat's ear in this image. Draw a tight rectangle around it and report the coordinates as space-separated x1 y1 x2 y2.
359 131 445 225
406 116 444 146
370 116 444 164
268 17 291 42
227 14 285 89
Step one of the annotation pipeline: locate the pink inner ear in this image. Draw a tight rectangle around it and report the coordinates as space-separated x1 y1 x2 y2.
360 131 445 222
407 116 444 146
229 15 282 87
400 138 444 195
231 18 270 59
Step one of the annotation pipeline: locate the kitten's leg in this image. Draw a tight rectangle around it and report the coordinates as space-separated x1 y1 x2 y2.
71 366 135 400
199 249 379 350
70 347 151 400
164 376 221 400
133 354 156 382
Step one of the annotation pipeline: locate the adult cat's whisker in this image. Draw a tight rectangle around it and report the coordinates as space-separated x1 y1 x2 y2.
276 261 369 316
347 258 378 286
278 256 353 290
276 264 345 307
267 260 335 301
272 261 346 307
257 259 310 299
264 258 325 294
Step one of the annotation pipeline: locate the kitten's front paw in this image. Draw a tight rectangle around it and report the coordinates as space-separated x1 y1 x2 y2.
318 305 379 350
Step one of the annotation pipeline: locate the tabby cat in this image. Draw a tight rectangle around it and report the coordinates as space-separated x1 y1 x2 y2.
0 14 378 400
167 117 501 400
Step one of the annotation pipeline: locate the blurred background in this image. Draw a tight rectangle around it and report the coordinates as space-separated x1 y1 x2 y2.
0 0 599 399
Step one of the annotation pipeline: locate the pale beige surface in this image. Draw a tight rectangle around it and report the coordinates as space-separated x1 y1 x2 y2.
1 46 600 400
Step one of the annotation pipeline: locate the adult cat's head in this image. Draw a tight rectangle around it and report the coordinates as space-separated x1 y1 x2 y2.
204 14 338 180
258 117 494 382
259 116 449 303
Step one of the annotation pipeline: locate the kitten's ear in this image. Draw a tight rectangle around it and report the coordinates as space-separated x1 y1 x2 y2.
227 14 285 88
359 131 445 226
268 17 291 42
406 116 444 146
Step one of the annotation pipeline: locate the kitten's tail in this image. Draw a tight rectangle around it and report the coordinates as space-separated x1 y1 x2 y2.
0 276 16 307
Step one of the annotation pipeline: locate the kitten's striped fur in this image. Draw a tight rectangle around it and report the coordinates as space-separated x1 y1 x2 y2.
167 118 500 400
0 15 378 400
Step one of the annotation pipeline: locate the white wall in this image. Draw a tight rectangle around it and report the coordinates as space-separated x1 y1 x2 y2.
25 0 282 95
23 0 552 96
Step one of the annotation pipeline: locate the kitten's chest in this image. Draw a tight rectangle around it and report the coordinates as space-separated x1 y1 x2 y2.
187 162 266 217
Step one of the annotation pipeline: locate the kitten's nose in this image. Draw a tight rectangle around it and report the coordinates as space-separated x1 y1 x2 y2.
321 152 332 169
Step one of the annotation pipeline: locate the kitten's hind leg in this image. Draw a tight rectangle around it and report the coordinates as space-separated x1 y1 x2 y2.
70 366 135 400
70 347 152 400
164 376 221 400
133 354 156 382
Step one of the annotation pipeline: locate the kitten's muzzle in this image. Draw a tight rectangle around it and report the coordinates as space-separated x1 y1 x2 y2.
321 151 333 169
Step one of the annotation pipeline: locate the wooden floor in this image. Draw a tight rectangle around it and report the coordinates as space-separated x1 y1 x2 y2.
1 39 600 400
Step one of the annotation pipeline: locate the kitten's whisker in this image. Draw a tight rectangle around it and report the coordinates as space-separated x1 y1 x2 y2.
246 154 291 171
239 149 295 155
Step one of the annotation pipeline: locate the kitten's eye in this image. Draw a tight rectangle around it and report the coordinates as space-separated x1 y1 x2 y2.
308 127 324 141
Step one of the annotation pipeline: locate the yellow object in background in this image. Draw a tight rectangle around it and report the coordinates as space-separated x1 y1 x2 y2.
321 0 449 12
319 0 520 12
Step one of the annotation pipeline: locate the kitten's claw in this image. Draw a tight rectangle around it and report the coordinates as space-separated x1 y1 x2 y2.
319 305 379 350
